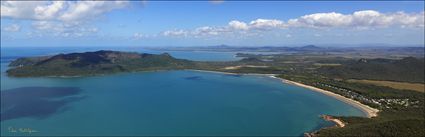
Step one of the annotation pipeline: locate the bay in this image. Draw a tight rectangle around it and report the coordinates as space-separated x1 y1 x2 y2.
0 48 364 136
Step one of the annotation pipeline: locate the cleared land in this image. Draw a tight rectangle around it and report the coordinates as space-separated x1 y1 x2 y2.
347 79 425 92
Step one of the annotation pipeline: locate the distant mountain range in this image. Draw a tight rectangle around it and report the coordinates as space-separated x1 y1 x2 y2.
151 44 423 52
148 45 425 59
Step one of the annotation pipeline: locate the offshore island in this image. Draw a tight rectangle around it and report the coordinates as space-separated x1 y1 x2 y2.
6 46 425 136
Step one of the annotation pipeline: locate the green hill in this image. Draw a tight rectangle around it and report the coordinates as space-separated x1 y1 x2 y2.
7 50 193 77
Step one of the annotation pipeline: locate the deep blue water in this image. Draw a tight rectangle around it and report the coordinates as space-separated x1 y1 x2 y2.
0 47 364 136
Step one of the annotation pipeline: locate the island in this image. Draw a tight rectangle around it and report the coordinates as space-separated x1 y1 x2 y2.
7 50 193 77
6 49 425 137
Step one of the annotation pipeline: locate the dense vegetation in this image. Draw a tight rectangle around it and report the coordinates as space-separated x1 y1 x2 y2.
273 57 424 136
7 50 194 77
319 57 425 83
278 72 424 136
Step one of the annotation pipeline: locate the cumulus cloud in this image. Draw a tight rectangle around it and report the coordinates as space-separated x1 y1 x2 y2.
59 1 128 22
133 33 146 39
161 10 424 38
162 29 189 37
1 1 126 38
31 21 98 38
249 19 286 30
193 26 232 36
1 1 128 22
1 1 46 20
2 24 21 32
34 1 66 20
228 20 248 30
288 10 424 28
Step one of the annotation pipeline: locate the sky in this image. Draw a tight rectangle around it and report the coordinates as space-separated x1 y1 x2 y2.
1 1 424 47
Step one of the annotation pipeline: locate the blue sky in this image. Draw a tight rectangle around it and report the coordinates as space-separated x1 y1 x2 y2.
1 1 424 47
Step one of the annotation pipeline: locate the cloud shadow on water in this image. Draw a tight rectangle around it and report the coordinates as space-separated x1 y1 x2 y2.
1 87 85 122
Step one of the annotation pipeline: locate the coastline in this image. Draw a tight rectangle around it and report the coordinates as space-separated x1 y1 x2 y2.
304 115 346 137
187 69 276 76
321 115 345 128
270 76 379 118
188 69 379 118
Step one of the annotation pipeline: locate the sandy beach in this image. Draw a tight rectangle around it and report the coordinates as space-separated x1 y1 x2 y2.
321 115 345 127
188 69 379 118
270 76 379 118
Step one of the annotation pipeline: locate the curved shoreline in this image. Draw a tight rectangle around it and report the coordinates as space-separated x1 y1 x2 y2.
188 69 379 118
270 76 379 118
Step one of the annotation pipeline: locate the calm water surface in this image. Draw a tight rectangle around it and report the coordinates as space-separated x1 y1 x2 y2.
0 48 364 136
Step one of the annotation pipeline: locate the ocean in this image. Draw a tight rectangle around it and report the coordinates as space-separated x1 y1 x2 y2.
0 47 364 136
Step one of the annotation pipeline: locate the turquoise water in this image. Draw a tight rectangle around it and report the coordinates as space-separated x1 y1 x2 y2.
0 48 365 136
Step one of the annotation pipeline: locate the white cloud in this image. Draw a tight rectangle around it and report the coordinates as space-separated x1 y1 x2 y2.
34 1 66 20
2 24 21 32
1 1 47 20
1 1 128 22
162 29 188 37
31 21 98 38
59 1 128 22
249 19 286 30
1 1 126 38
133 33 145 39
162 19 285 38
32 21 58 30
288 10 424 28
288 12 352 28
193 26 231 36
161 10 423 38
162 26 232 38
228 20 248 30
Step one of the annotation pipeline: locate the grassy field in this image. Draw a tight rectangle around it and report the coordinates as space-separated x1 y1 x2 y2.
347 79 425 92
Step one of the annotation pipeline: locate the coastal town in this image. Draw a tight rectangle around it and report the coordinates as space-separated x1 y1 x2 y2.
314 82 421 109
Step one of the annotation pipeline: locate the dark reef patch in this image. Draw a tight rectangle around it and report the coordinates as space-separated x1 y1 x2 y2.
184 76 203 80
223 74 242 77
1 87 85 121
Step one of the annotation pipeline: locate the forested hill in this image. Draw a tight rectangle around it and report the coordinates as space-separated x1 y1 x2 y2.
7 50 193 77
319 57 425 83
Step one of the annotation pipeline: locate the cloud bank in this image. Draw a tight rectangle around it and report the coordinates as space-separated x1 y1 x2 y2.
162 10 424 37
1 1 128 22
1 1 127 38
